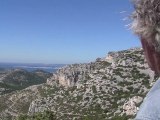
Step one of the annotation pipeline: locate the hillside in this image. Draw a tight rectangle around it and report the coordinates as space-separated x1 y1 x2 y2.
0 69 52 95
0 48 158 120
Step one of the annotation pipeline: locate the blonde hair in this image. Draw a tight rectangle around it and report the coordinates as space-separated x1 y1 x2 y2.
131 0 160 52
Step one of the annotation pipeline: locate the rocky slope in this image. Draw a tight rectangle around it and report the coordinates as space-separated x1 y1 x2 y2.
0 47 158 120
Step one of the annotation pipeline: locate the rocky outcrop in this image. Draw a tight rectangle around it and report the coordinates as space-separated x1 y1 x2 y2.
47 63 97 87
123 96 143 116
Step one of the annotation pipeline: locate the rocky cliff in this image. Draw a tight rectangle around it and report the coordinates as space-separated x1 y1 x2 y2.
0 47 158 120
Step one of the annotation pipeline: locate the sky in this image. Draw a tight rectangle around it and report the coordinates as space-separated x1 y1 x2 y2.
0 0 141 64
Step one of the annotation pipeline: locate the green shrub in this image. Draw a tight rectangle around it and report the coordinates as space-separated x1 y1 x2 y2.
92 85 97 93
17 111 57 120
111 114 128 120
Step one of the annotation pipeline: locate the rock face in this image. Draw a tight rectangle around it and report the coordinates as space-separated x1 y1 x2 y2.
47 64 92 87
123 96 143 116
0 47 158 120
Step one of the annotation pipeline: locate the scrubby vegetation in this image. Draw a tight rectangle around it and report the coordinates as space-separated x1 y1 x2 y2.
0 69 51 95
17 111 56 120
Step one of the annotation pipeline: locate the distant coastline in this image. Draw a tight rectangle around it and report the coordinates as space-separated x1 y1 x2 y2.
0 63 66 73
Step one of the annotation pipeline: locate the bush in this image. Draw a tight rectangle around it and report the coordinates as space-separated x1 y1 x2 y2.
92 85 97 93
111 114 128 120
17 111 57 120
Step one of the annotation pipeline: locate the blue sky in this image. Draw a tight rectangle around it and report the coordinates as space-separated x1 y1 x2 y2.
0 0 140 64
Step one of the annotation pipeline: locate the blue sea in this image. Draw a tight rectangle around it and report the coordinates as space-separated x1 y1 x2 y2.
0 63 66 73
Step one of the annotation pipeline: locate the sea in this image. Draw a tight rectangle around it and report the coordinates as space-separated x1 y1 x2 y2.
0 63 66 73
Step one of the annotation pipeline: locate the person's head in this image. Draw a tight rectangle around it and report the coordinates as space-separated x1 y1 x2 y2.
131 0 160 75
